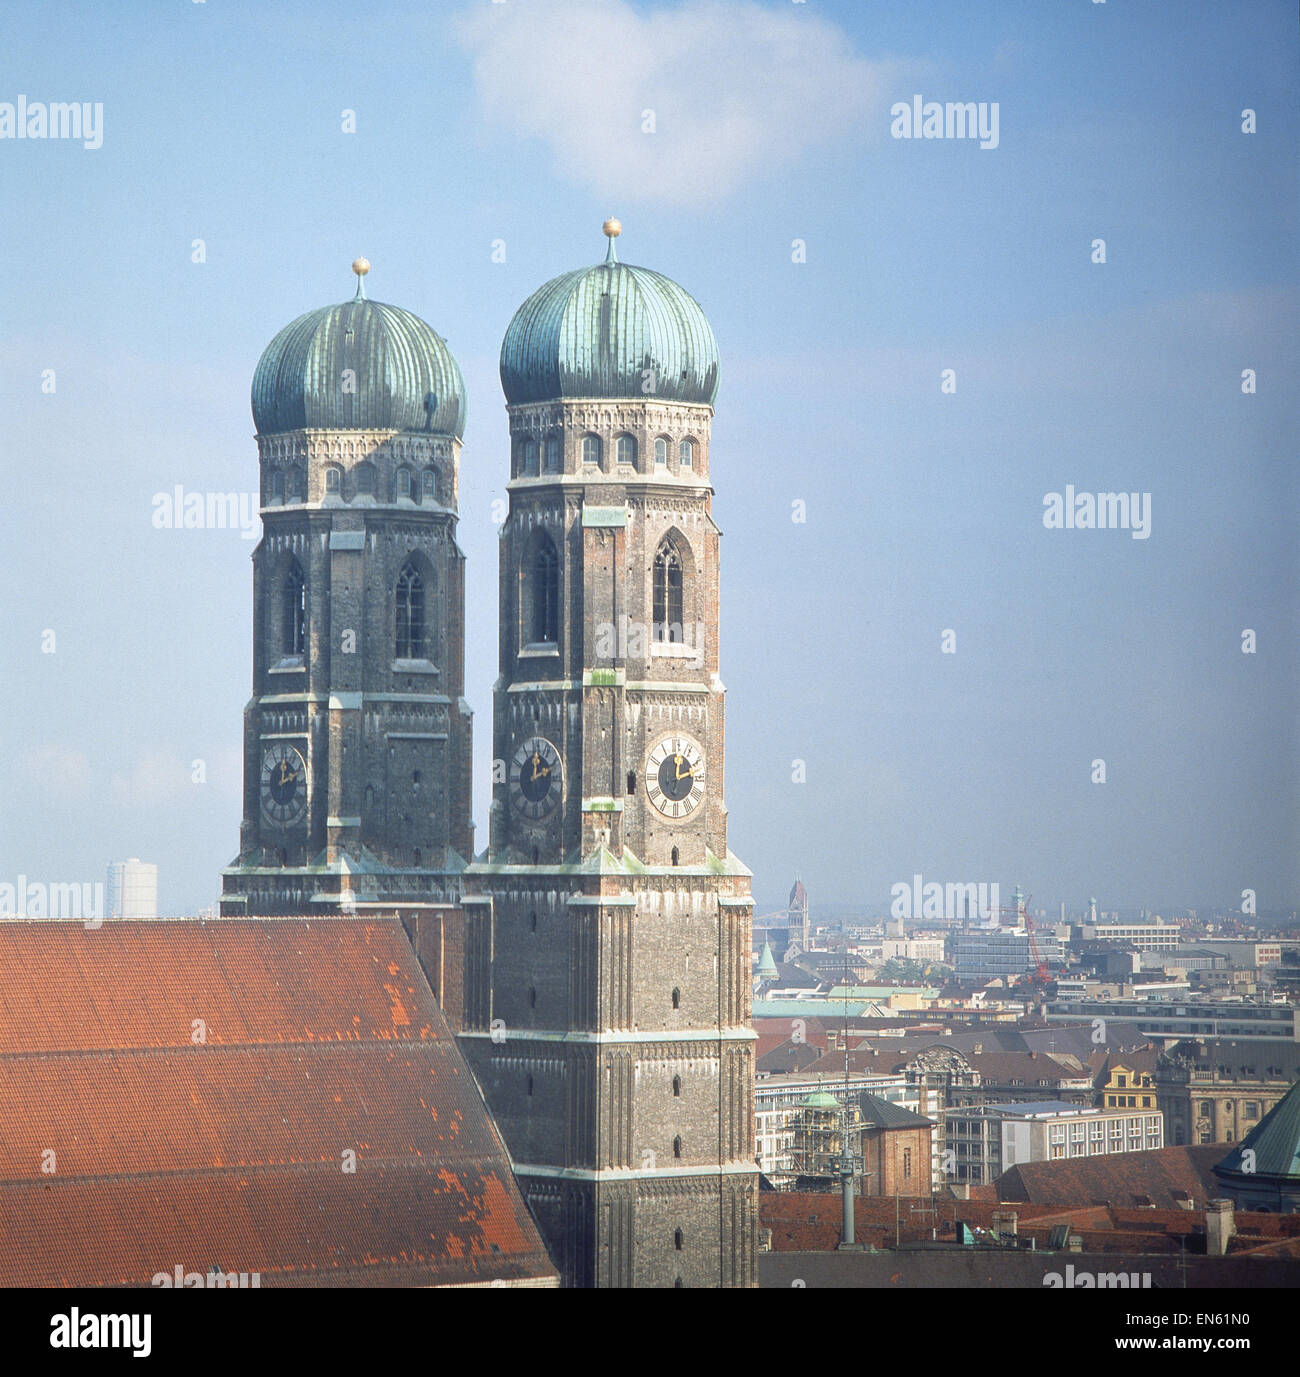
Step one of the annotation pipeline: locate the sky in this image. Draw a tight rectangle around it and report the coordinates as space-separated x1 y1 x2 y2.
1 0 1296 919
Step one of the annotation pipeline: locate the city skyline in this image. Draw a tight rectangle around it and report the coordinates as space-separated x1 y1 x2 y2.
3 0 1297 917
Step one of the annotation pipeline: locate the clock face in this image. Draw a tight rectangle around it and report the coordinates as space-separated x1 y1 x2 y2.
509 736 562 819
260 743 308 829
646 733 705 819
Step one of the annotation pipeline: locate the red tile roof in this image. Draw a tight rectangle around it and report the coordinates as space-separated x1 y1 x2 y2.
994 1144 1225 1211
761 1191 1300 1256
0 918 440 1050
0 918 557 1288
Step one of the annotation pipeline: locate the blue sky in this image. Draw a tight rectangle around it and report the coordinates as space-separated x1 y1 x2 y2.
1 0 1296 918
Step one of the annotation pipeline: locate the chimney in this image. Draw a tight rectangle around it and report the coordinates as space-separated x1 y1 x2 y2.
1205 1199 1236 1257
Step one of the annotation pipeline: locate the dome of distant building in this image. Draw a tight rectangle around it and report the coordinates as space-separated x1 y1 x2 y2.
499 223 719 407
252 264 466 437
802 1092 840 1110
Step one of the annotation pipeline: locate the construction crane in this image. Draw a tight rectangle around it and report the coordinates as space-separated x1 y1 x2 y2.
1024 907 1051 989
996 888 1056 993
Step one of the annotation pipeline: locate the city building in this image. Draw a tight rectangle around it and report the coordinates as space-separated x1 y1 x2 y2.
1046 996 1300 1045
755 1070 924 1183
1094 1049 1161 1111
106 859 158 919
881 935 947 963
1157 1039 1300 1146
1076 919 1180 951
944 1100 1164 1186
457 223 757 1288
1197 940 1284 970
790 1092 858 1185
856 1094 934 1197
952 927 1064 983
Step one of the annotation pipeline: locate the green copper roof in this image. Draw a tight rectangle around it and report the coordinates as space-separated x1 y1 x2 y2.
1215 1078 1300 1181
500 231 718 407
758 941 779 977
802 1092 840 1110
252 278 466 437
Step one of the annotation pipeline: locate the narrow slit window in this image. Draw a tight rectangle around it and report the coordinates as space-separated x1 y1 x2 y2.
283 562 306 656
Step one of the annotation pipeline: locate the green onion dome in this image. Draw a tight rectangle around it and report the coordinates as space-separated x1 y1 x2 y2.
500 223 718 407
252 261 466 438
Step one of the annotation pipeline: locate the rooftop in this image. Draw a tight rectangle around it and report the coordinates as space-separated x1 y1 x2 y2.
0 917 557 1287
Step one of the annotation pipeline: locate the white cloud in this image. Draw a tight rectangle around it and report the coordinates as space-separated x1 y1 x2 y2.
457 0 891 205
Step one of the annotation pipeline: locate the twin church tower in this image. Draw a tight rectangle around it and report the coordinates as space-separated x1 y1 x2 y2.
219 223 757 1288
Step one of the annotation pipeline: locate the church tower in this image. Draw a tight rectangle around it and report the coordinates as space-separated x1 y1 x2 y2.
460 223 758 1288
221 261 474 918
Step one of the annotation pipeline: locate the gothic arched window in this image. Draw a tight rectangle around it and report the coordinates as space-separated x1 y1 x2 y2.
524 439 539 476
616 434 637 468
653 541 684 643
395 560 426 659
325 466 341 495
679 437 695 469
545 434 562 473
654 436 669 467
581 434 601 467
530 536 559 644
421 469 436 501
397 467 412 499
270 470 285 501
355 462 375 496
283 561 306 656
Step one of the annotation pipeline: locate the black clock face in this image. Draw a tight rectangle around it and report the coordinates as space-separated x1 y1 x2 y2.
657 751 696 802
260 744 307 828
645 734 705 819
509 736 562 819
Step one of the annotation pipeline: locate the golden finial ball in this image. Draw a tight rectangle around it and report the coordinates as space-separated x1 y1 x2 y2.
602 218 622 239
352 257 370 277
